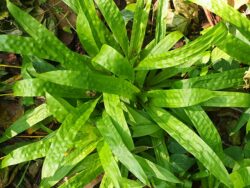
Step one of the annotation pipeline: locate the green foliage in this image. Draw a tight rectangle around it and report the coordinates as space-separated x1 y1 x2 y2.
1 0 250 187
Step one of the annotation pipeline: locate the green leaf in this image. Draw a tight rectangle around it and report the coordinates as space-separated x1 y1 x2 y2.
46 92 75 123
171 68 247 90
76 10 99 57
124 106 160 137
6 0 90 71
0 35 62 63
149 31 183 57
129 0 152 58
95 0 129 56
60 0 80 13
37 70 140 99
155 0 169 43
147 107 232 187
104 93 134 150
100 175 113 188
1 132 55 168
170 154 196 173
41 99 99 180
146 89 214 108
13 78 88 98
151 133 171 170
136 23 227 70
230 108 250 135
97 113 149 185
119 178 144 188
230 167 250 187
58 154 103 188
93 45 134 81
78 0 120 51
97 141 122 188
202 91 250 108
0 104 51 143
188 0 250 40
135 155 181 184
216 33 250 64
41 139 99 187
184 105 223 154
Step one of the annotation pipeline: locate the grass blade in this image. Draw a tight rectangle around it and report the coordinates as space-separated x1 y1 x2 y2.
151 133 171 170
78 0 120 51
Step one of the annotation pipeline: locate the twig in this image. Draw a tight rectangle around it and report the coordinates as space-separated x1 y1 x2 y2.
16 135 45 138
0 64 21 69
0 93 14 97
203 8 215 26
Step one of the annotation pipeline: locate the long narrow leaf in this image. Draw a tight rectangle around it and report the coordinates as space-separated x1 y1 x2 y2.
93 45 134 80
129 0 152 58
136 23 227 70
46 92 75 123
215 33 250 64
230 167 250 187
155 0 169 43
97 141 122 188
135 155 181 184
0 132 55 168
37 70 140 99
202 91 250 107
0 104 51 143
97 113 149 185
76 11 99 57
95 0 129 56
13 78 88 98
104 93 134 150
41 99 98 180
59 155 103 188
184 105 223 154
147 107 232 187
146 89 214 108
171 68 246 90
6 0 90 71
